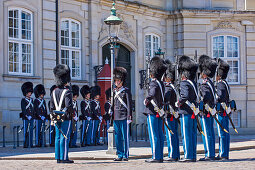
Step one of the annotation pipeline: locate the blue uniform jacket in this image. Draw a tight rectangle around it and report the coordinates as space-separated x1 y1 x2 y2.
112 87 132 120
164 82 177 118
145 79 165 115
200 78 216 108
90 100 101 120
50 86 74 120
80 100 91 118
34 98 47 119
178 80 198 115
21 98 34 119
216 80 230 112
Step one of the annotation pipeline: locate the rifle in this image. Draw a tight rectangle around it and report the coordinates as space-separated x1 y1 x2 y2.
39 121 44 146
151 100 174 135
54 122 68 140
95 120 102 145
204 104 229 133
82 119 90 146
24 122 30 147
221 102 238 133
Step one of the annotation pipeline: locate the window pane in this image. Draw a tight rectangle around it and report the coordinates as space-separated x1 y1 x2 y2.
145 35 151 56
213 36 224 58
227 36 239 58
21 11 32 40
61 50 69 65
71 21 80 48
8 42 19 73
22 44 32 73
71 51 80 78
61 20 69 46
227 60 238 83
8 10 19 38
153 36 159 57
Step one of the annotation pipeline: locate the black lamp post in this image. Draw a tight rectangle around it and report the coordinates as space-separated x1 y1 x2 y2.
104 0 123 154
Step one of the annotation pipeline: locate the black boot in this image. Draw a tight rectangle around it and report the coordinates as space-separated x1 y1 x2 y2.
145 159 163 163
114 157 122 161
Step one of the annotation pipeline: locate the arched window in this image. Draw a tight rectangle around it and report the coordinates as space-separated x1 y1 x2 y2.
60 19 81 79
8 8 33 75
145 34 160 58
212 35 240 84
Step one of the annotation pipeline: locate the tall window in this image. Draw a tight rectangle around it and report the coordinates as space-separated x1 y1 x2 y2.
212 35 240 84
60 19 81 79
8 8 33 75
145 34 160 58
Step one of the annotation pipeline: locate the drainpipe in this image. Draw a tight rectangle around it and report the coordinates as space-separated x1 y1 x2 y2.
56 0 59 65
245 25 248 128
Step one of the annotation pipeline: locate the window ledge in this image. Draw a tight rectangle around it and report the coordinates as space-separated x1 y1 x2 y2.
3 74 41 82
71 79 89 84
229 84 247 87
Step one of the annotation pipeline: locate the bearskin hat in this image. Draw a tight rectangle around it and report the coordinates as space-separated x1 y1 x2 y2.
53 64 71 86
150 56 167 80
164 59 175 82
91 86 101 99
105 88 111 100
34 84 46 98
21 82 33 96
113 67 127 84
72 85 79 97
80 85 91 98
199 55 218 78
178 55 198 81
216 58 230 80
50 85 57 96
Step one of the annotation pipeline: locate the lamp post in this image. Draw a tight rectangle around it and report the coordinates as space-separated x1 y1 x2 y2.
104 0 123 154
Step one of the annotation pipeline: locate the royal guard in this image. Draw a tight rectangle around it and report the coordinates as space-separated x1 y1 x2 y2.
48 85 57 147
80 85 92 146
90 86 103 145
112 67 132 161
69 85 80 148
215 58 231 160
175 56 198 162
144 57 167 163
50 64 74 163
21 82 34 148
104 88 112 141
163 60 180 162
34 84 47 147
198 55 218 161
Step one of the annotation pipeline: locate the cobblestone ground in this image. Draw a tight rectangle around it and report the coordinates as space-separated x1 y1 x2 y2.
1 149 255 170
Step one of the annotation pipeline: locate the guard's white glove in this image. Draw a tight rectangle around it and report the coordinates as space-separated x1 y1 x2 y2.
127 120 132 124
175 101 180 108
211 108 216 116
87 117 91 121
73 116 78 121
41 116 45 121
226 107 231 114
27 116 32 120
99 116 103 122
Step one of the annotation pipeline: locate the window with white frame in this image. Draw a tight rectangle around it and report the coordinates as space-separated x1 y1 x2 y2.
60 19 81 79
212 35 240 84
8 8 33 75
145 34 160 58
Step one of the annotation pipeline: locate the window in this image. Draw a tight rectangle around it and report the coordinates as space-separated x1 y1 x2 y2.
212 35 240 84
60 19 81 79
145 34 160 58
8 8 33 75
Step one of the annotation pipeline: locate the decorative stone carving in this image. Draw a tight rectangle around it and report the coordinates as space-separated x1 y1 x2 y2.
98 16 135 41
215 21 234 29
